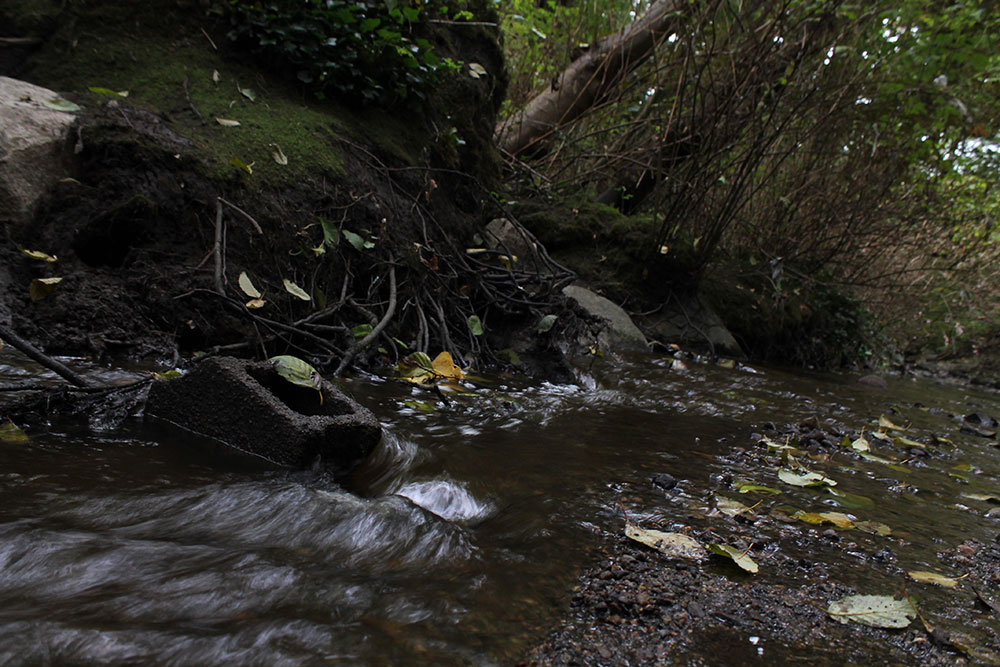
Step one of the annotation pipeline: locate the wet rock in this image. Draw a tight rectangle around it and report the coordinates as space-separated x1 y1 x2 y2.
483 217 553 277
146 356 382 472
563 284 648 350
652 472 677 491
638 292 743 358
964 411 999 428
858 374 888 388
0 76 77 225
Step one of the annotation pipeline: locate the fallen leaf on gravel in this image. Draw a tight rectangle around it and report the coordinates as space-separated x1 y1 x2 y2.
827 594 916 628
625 522 705 560
907 570 963 588
706 543 758 573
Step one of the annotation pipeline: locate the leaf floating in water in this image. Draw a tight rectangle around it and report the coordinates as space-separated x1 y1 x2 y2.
19 247 58 262
0 420 29 443
431 351 465 381
625 522 705 560
216 117 241 127
735 482 781 495
850 435 870 452
269 355 323 404
283 279 311 301
396 351 436 384
817 511 854 529
908 570 963 588
961 493 1000 504
826 594 917 628
824 487 875 510
778 469 837 488
878 415 908 431
238 271 261 298
715 496 753 517
854 520 892 536
29 276 63 301
707 543 758 573
43 97 81 112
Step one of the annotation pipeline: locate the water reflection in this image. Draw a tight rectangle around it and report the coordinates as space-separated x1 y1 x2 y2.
2 347 1000 663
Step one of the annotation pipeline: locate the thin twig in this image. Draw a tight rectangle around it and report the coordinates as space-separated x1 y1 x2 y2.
335 262 397 376
199 26 218 50
217 197 263 234
0 324 92 388
213 199 226 296
183 76 205 123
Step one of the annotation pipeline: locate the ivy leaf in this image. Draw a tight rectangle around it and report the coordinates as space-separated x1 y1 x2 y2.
342 230 369 251
321 219 339 248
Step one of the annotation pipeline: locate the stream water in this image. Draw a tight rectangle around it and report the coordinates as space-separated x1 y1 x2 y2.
1 348 999 664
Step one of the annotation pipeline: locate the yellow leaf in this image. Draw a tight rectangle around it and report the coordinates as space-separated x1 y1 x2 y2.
431 351 465 380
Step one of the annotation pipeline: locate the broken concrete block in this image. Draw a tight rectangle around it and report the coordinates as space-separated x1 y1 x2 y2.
146 356 382 472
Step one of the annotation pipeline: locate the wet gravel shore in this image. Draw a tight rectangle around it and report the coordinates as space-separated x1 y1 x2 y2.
523 415 1000 666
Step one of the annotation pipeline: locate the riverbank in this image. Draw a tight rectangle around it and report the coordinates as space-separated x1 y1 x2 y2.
523 378 1000 665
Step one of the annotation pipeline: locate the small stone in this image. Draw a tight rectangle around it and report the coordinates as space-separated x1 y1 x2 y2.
652 472 677 491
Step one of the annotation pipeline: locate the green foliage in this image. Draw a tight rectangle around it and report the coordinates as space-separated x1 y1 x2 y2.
227 0 462 104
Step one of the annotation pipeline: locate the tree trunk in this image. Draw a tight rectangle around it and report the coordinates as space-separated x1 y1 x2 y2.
496 0 684 157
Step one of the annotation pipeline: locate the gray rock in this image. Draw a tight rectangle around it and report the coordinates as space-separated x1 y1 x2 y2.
639 293 743 357
146 356 382 472
563 284 647 349
484 217 552 277
0 76 77 225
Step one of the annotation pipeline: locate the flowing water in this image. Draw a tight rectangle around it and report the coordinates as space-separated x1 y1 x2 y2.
2 348 1000 664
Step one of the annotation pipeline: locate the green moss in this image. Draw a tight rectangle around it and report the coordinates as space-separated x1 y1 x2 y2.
20 1 440 188
1 0 63 34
